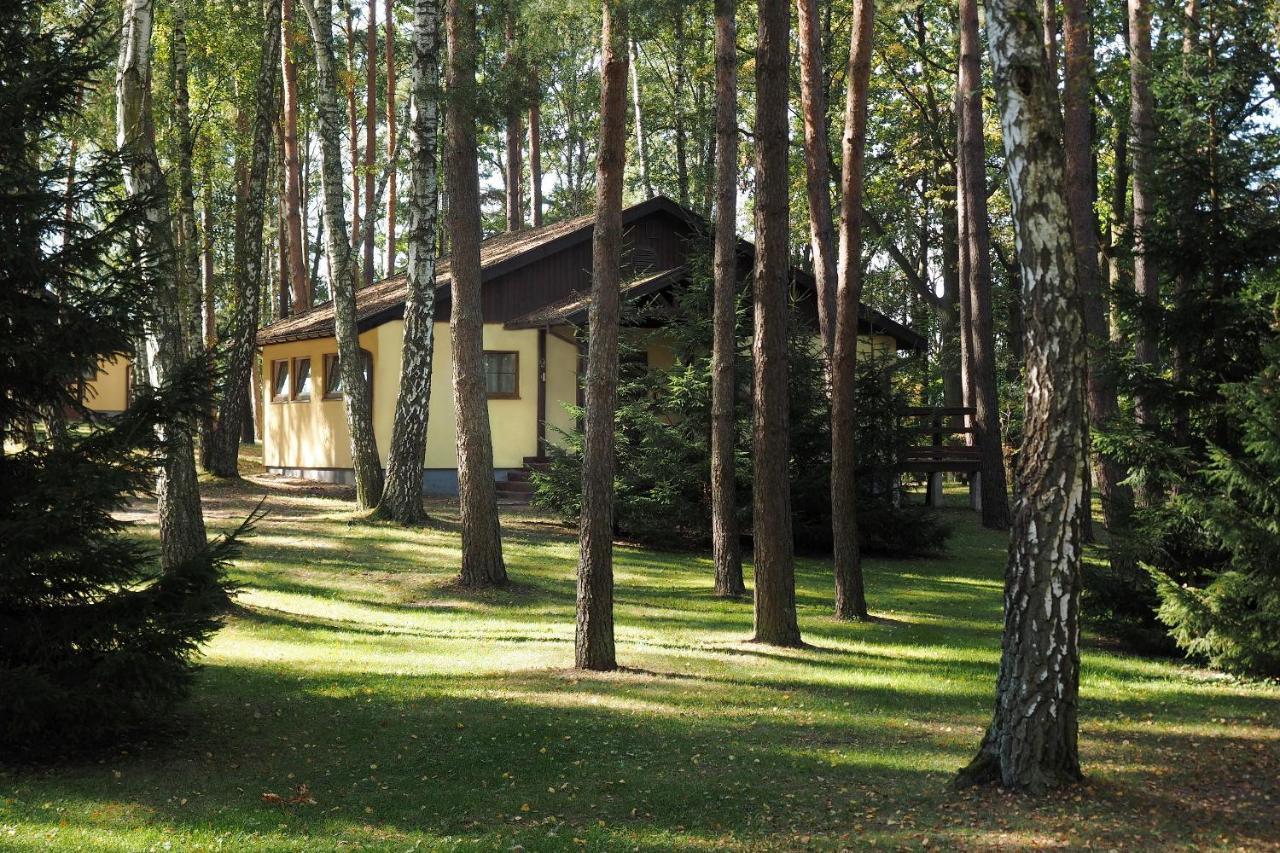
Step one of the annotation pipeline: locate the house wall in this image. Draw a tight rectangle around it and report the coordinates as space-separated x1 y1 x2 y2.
82 355 130 413
263 321 573 484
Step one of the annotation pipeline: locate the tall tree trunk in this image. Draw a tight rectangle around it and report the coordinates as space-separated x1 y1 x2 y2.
831 0 873 621
116 0 208 570
955 0 1087 792
375 0 440 524
1128 0 1158 431
282 0 309 311
172 4 202 357
207 0 284 479
347 2 361 256
503 3 523 232
385 0 399 274
958 0 1011 529
576 0 628 670
528 80 543 226
300 0 385 507
671 9 690 208
628 39 652 199
1063 0 1135 569
795 0 837 355
711 0 744 598
364 0 378 285
751 0 801 648
447 0 507 586
201 177 217 350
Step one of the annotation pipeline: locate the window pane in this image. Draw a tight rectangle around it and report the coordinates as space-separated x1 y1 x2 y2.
324 355 341 396
296 358 312 398
272 361 289 399
483 352 517 396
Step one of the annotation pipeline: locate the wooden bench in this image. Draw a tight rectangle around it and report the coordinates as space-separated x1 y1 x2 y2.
899 407 981 509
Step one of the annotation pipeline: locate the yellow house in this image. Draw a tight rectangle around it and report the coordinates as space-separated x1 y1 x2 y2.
256 197 924 494
79 354 132 415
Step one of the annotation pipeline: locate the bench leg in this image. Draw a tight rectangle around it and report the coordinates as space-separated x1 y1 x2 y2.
927 472 944 508
969 472 982 512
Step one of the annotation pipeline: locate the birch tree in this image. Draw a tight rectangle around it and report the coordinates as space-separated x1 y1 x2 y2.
751 0 801 647
710 0 744 599
385 0 399 273
300 0 386 507
955 0 1088 792
830 0 873 621
364 0 378 285
575 0 628 670
282 0 309 311
116 0 207 569
205 0 283 479
374 0 440 524
447 0 507 586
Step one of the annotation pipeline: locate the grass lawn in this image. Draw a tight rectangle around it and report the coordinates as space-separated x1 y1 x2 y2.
3 449 1278 851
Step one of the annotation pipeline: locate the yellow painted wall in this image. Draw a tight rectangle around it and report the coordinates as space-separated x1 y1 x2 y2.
263 322 552 472
83 355 130 413
544 332 579 449
858 334 898 361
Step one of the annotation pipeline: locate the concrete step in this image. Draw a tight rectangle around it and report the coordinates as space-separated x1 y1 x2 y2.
496 479 535 494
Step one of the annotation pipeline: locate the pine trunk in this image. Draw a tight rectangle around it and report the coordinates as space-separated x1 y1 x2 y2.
301 0 385 507
795 0 837 355
831 0 873 621
751 0 801 648
364 0 378 286
375 0 440 524
956 0 1087 792
575 0 628 670
503 3 522 232
282 0 309 311
385 0 398 273
528 85 543 226
447 0 507 587
959 0 1011 529
1128 0 1158 432
207 0 283 479
1063 0 1136 568
116 0 208 571
710 0 744 599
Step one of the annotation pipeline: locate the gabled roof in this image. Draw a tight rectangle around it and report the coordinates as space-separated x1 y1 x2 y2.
255 195 924 352
257 197 693 346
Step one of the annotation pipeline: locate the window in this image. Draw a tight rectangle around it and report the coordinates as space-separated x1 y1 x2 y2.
484 351 519 399
323 350 373 400
293 357 313 401
271 359 290 402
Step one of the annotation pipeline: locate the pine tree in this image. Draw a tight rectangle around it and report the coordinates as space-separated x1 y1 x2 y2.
1 0 236 758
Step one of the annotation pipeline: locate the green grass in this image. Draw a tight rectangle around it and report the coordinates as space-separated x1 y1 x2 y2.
3 454 1278 851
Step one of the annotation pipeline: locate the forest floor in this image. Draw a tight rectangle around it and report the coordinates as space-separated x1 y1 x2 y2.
3 447 1279 851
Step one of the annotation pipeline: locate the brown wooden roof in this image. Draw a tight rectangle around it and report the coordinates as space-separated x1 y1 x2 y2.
256 196 924 351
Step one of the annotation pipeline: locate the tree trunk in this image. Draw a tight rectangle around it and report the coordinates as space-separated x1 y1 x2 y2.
301 0 385 507
347 3 361 257
711 0 744 599
795 0 837 356
1063 0 1135 568
207 0 283 479
364 0 378 285
575 0 628 670
671 9 690 208
503 2 523 232
528 81 543 226
831 0 874 621
172 4 202 359
385 0 398 274
955 0 1087 792
958 0 1011 529
282 0 309 311
447 0 507 586
116 0 208 571
629 39 652 199
751 0 801 648
1128 0 1158 432
375 0 440 524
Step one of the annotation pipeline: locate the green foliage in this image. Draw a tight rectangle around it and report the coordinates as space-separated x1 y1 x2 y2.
1144 338 1280 676
532 246 950 558
0 0 237 759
